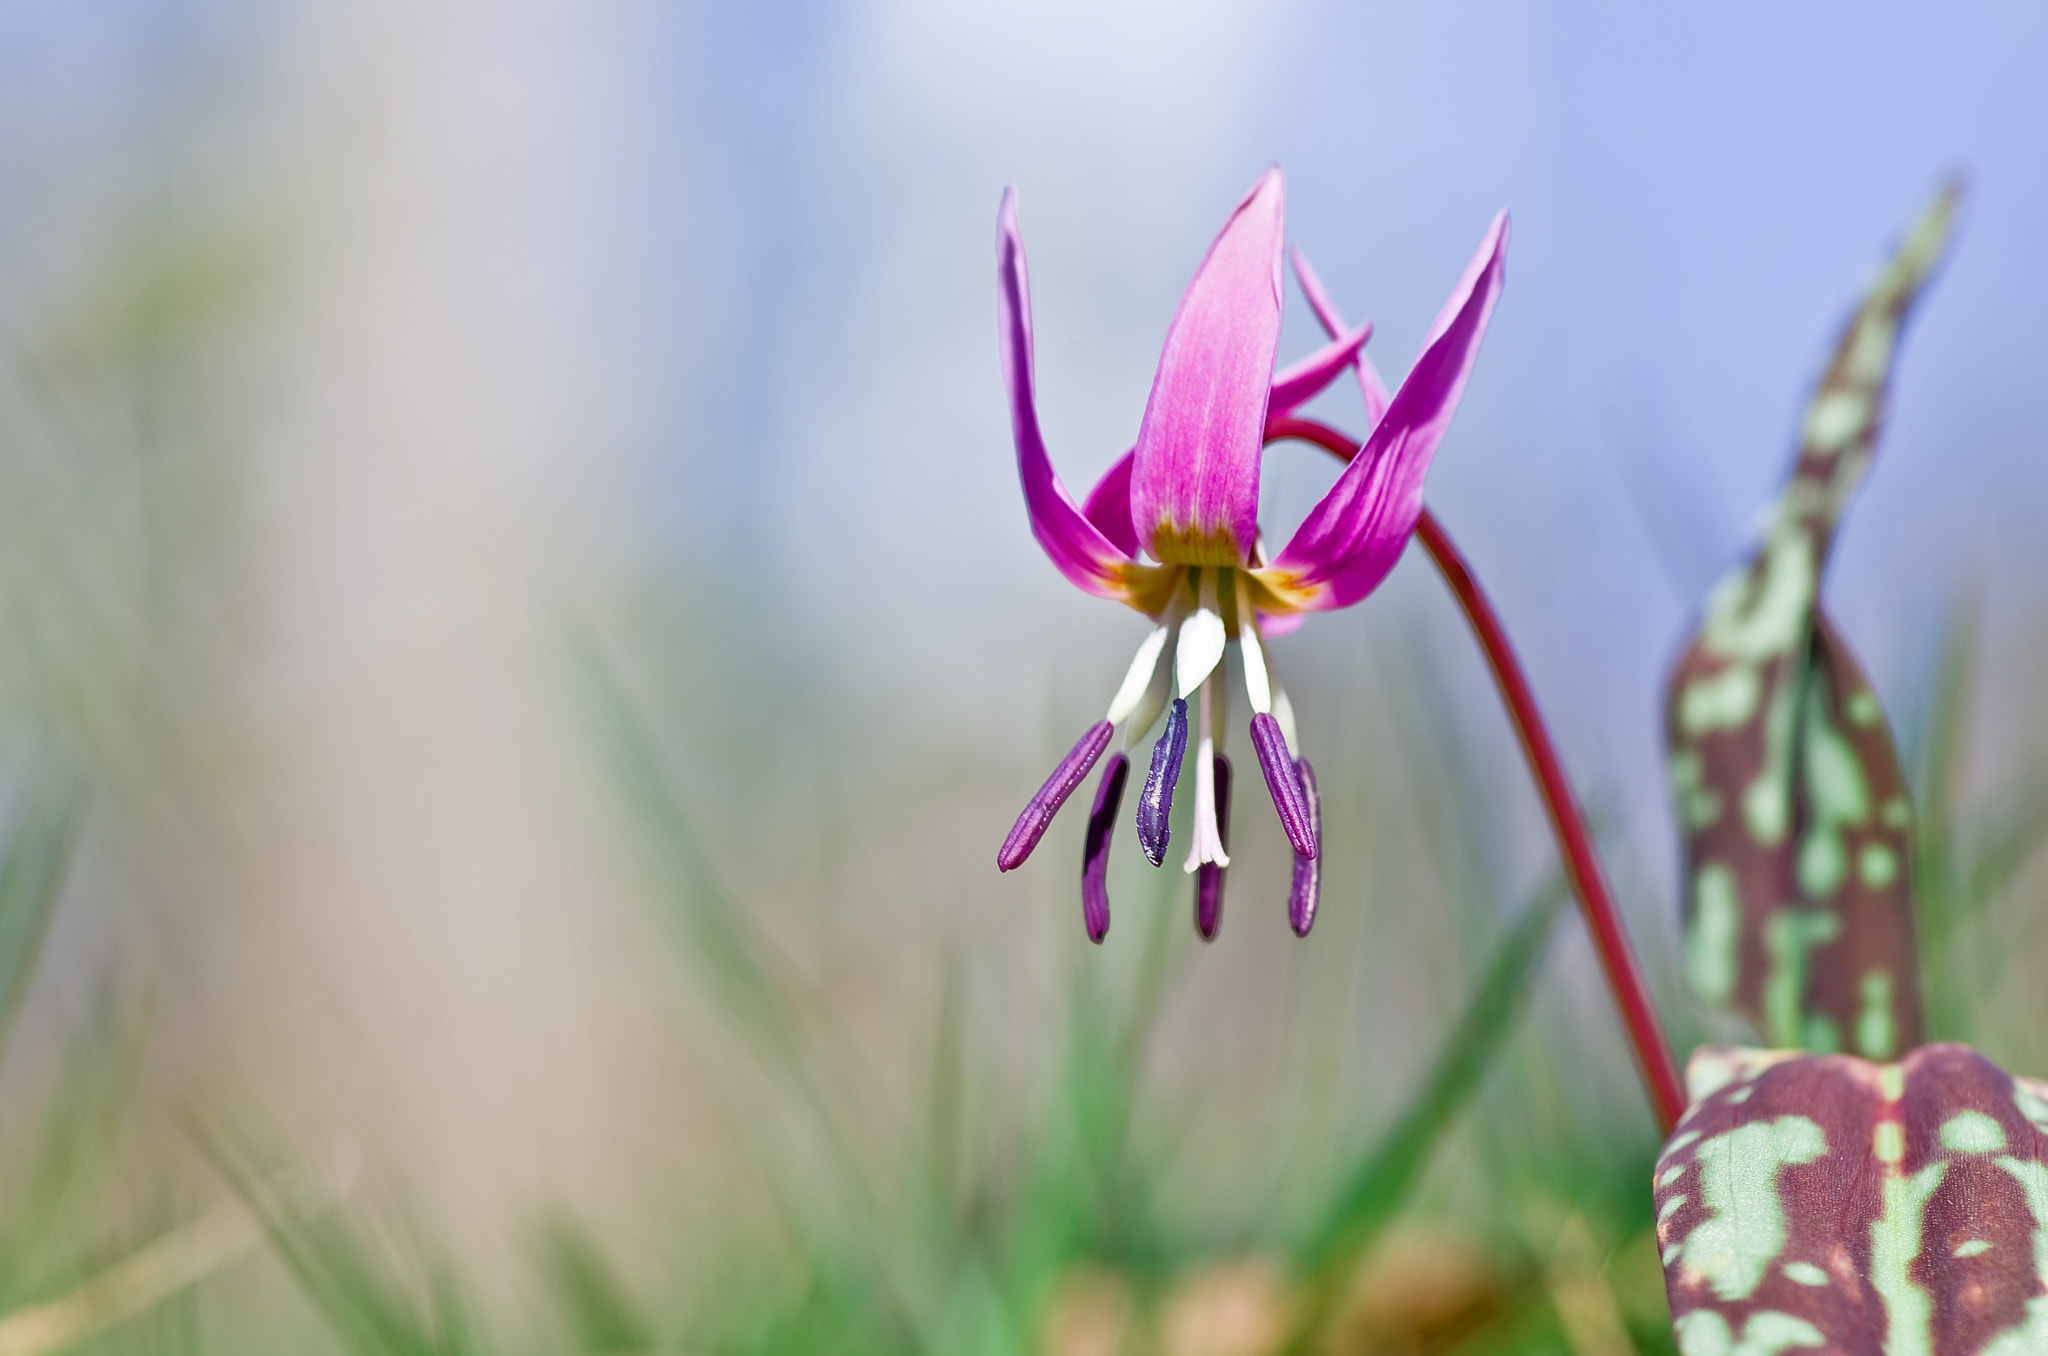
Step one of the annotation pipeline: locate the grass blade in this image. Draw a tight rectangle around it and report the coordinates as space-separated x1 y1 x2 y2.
197 1124 464 1356
0 761 87 1062
0 1203 261 1356
535 1220 653 1355
564 627 794 1055
1297 874 1570 1273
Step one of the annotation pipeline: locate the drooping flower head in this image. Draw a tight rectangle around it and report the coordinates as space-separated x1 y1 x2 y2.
994 168 1508 941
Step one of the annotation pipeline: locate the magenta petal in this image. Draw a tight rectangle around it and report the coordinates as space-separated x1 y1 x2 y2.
997 189 1138 598
1288 758 1320 936
1080 753 1130 943
998 720 1114 871
1249 712 1316 858
1269 214 1508 610
1194 754 1233 941
1288 244 1343 334
1289 245 1391 426
1080 449 1141 560
1129 169 1285 565
1268 322 1373 421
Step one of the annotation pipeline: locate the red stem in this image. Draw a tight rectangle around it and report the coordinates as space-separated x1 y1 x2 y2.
1266 415 1686 1133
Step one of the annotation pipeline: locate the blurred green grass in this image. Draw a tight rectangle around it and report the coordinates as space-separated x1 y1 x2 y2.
0 525 2037 1356
0 580 2035 1355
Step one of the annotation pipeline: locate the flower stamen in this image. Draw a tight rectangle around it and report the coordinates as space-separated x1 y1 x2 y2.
1194 754 1233 940
1184 675 1230 874
997 720 1116 871
1135 697 1187 865
1175 569 1227 698
1287 758 1321 936
1235 571 1317 860
1080 753 1131 943
1234 571 1274 716
1271 687 1298 751
1117 615 1179 752
1249 715 1316 859
999 609 1182 875
1105 623 1171 726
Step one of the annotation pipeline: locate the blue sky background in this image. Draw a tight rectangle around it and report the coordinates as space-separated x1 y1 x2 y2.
638 0 2048 865
0 0 2041 918
11 0 2042 744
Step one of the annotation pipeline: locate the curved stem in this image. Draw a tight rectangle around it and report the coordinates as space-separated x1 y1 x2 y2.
1266 416 1686 1132
1410 512 1686 1131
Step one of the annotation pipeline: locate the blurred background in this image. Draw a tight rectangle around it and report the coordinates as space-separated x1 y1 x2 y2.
0 1 2045 1352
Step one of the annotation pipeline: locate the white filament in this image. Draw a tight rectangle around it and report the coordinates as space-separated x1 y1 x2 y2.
1233 571 1272 716
1176 570 1227 698
1104 624 1170 725
1271 686 1299 753
1183 675 1230 873
1120 624 1177 747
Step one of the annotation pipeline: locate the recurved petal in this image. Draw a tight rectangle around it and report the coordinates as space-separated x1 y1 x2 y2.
1267 322 1373 421
1264 213 1508 611
1129 169 1286 567
1081 449 1142 559
997 188 1143 601
1289 245 1391 426
1656 1043 2048 1356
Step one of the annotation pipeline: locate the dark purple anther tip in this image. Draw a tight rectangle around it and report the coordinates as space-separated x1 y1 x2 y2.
1135 697 1188 867
1288 758 1321 937
1194 754 1233 942
998 720 1114 871
1249 712 1317 859
1080 753 1129 944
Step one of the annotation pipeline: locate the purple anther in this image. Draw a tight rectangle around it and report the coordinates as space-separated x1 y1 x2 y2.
1135 697 1188 866
1080 753 1129 943
1195 754 1233 941
998 720 1114 871
1249 712 1317 859
1288 758 1321 937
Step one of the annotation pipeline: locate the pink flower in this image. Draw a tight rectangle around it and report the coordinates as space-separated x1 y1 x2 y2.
994 168 1507 942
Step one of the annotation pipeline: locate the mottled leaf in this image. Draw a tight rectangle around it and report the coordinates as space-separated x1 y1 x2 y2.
1665 185 1958 1058
1656 1042 2048 1356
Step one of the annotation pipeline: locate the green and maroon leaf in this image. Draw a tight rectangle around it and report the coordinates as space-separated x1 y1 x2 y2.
1656 1043 2048 1356
1665 185 1958 1057
1793 615 1924 1057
